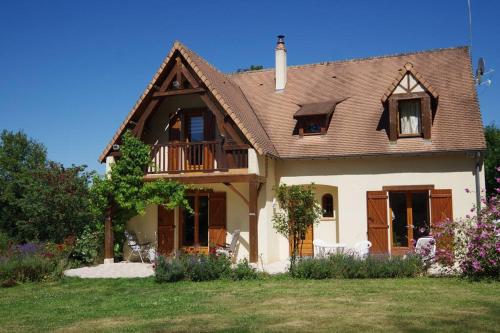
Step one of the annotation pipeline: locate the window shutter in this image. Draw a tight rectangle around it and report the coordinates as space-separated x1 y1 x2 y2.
158 205 175 255
209 192 227 248
430 189 453 251
421 95 432 139
367 191 389 254
388 98 398 141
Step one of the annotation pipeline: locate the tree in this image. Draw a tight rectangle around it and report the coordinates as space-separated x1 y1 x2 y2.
236 65 264 73
484 123 500 197
0 130 93 242
89 131 190 258
272 184 322 269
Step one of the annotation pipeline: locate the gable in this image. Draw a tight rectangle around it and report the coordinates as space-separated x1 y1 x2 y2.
99 42 277 163
392 73 426 94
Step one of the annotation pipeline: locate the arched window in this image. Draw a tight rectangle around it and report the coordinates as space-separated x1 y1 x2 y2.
322 194 334 218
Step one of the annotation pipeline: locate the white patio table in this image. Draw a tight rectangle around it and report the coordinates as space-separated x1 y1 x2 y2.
322 243 348 256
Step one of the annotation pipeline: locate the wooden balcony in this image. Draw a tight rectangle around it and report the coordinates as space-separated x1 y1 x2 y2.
147 141 248 174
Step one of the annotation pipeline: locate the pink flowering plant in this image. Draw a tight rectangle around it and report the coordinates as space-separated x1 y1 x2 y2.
432 166 500 279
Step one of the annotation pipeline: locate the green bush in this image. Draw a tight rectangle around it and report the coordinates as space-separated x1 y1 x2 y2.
155 254 234 283
72 225 103 265
292 254 424 279
0 255 58 283
185 254 232 282
231 258 258 280
0 231 11 254
155 256 186 283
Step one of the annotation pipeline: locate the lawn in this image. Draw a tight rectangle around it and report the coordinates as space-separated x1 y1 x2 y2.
0 277 499 333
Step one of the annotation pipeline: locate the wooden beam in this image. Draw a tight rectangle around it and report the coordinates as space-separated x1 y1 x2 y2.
133 99 161 137
382 185 435 191
152 87 205 98
249 180 259 263
144 173 265 184
175 56 182 86
223 182 249 206
104 206 114 261
181 65 200 88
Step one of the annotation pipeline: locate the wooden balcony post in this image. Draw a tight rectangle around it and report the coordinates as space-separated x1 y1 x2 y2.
104 205 114 264
249 180 259 263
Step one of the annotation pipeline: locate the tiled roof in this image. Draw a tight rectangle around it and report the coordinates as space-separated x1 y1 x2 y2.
101 44 485 162
294 100 339 118
230 46 485 158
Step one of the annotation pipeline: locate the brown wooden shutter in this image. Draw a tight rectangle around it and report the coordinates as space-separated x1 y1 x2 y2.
430 189 453 251
421 95 432 139
158 205 175 255
367 191 389 254
388 98 398 141
209 192 226 248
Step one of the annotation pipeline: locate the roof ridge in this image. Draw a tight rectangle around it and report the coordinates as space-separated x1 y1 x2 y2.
229 45 469 75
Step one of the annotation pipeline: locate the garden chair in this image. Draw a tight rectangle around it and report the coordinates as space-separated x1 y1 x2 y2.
352 240 372 259
313 239 326 258
415 236 436 261
125 231 151 263
216 229 240 259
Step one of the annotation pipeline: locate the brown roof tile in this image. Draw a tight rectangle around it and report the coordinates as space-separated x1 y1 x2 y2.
101 44 485 163
231 46 485 159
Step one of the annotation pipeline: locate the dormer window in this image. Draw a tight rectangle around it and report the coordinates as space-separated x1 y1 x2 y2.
399 99 421 136
381 63 438 142
294 100 339 137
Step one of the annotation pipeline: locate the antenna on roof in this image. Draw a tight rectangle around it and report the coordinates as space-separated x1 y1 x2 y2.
475 57 494 86
467 0 473 56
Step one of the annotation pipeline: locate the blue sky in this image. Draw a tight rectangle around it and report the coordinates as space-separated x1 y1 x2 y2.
0 0 498 173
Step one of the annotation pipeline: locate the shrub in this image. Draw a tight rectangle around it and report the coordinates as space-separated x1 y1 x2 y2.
0 255 57 282
72 225 103 265
155 256 186 283
0 231 11 254
292 254 424 279
432 171 500 279
231 258 258 280
185 254 231 282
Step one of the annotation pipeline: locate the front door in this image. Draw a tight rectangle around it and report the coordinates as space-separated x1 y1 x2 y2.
389 191 430 255
289 225 314 257
158 206 175 256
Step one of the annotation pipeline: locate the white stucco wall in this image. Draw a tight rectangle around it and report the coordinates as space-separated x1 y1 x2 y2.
125 152 483 265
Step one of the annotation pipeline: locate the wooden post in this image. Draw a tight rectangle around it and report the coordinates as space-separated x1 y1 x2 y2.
104 205 114 264
249 181 259 263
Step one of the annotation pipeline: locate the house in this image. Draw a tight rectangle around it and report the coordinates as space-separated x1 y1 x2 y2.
100 36 486 264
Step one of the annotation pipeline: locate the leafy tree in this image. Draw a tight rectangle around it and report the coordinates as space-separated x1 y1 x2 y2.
484 123 500 197
236 65 264 73
0 130 93 242
272 184 322 269
89 131 190 258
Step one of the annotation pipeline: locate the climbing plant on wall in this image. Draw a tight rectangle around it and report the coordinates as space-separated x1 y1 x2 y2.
89 131 190 258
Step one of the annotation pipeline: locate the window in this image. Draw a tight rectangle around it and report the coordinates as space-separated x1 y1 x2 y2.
398 99 421 136
187 115 204 142
321 194 334 218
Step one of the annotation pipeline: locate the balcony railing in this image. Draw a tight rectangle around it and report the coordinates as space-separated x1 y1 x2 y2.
147 141 248 174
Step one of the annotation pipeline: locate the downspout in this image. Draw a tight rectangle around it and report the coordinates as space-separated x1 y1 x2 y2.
474 151 482 214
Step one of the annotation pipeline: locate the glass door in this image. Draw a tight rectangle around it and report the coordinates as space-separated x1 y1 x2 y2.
389 191 429 255
180 194 209 254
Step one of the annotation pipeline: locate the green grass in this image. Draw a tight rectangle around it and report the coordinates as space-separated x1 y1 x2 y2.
0 277 499 332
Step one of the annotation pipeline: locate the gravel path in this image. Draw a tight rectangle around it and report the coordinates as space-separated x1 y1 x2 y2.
64 262 154 278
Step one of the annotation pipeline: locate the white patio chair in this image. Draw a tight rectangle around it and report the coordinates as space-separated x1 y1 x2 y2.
353 240 372 258
415 236 436 261
216 229 240 259
313 239 326 258
125 231 151 263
